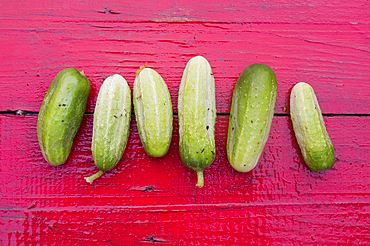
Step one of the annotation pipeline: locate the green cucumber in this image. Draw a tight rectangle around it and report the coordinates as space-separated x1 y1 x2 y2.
290 82 335 172
84 74 131 184
37 68 91 166
178 56 216 188
227 64 277 172
134 67 173 157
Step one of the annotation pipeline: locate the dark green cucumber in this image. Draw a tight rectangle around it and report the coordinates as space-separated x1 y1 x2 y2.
227 64 277 172
37 68 91 166
290 82 335 172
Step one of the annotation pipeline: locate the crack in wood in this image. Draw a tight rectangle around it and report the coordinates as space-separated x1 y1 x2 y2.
129 185 158 193
1 111 369 117
141 236 167 243
97 8 121 15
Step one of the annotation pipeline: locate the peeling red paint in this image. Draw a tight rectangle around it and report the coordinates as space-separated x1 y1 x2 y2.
0 115 369 244
1 0 370 245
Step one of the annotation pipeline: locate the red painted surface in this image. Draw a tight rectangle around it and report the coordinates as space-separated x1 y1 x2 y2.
1 0 370 245
1 9 370 114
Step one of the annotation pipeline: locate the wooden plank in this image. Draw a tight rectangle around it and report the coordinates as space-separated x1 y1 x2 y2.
2 203 370 245
0 22 369 114
1 0 369 24
0 114 369 244
0 115 368 206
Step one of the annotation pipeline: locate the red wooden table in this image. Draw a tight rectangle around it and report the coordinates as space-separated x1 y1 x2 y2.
1 0 369 245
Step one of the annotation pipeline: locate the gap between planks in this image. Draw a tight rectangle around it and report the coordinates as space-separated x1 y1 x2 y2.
1 110 370 118
1 200 370 213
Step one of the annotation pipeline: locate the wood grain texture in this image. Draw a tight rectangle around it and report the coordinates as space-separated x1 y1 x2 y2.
1 0 369 24
1 0 370 245
0 115 369 244
2 203 370 245
0 4 369 114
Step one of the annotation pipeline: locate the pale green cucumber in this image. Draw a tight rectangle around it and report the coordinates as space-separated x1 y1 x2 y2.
290 82 335 172
227 64 277 172
37 68 91 166
178 56 216 188
133 67 173 157
84 74 131 184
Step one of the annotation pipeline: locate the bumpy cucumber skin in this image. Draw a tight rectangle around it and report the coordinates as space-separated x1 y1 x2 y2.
134 68 173 157
227 64 277 172
290 82 335 172
92 74 131 172
37 68 91 166
178 56 216 187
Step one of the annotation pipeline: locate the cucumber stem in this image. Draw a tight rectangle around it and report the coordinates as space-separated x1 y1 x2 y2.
196 171 204 188
135 65 148 76
84 170 105 184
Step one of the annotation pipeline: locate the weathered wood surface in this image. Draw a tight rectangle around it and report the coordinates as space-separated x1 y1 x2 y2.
1 2 369 114
1 115 369 244
1 0 369 245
